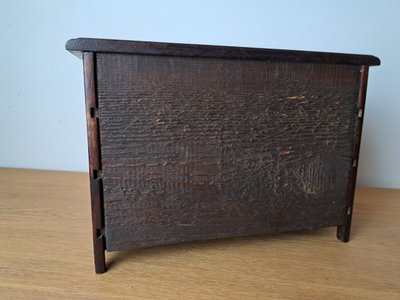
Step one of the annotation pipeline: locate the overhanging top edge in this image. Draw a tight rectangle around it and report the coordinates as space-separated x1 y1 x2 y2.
65 38 381 66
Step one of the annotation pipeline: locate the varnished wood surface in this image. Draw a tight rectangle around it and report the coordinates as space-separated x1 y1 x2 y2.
83 52 106 273
0 168 399 299
97 53 360 250
65 38 381 66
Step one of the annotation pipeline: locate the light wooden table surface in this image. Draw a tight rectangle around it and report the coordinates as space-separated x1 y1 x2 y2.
0 168 399 299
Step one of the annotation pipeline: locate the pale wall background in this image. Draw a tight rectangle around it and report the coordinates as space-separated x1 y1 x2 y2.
1 0 399 188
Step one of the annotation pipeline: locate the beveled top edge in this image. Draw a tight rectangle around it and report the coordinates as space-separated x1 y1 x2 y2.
66 38 380 66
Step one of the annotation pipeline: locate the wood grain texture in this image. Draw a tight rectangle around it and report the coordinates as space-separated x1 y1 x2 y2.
0 168 399 299
83 52 106 273
338 66 370 242
65 38 381 66
96 53 361 251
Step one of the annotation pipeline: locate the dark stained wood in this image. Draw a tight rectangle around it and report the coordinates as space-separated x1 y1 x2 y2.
96 53 361 251
83 52 106 273
66 38 381 66
337 65 370 242
68 38 380 273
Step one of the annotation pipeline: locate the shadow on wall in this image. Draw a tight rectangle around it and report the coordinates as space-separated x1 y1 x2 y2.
357 93 388 188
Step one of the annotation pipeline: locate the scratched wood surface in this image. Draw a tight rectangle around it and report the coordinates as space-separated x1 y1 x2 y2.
96 53 360 251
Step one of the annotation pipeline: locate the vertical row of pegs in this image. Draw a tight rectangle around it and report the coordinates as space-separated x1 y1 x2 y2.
352 107 364 169
83 52 106 272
